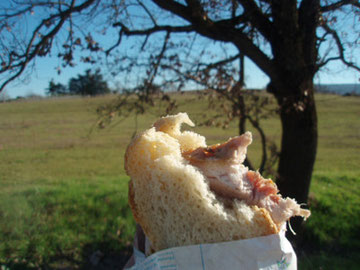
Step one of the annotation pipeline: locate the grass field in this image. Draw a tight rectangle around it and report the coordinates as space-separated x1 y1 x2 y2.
0 93 359 269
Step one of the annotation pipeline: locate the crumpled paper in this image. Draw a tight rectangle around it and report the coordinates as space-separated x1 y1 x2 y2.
126 232 297 270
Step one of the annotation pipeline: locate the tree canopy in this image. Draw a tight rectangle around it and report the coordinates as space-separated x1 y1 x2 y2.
0 1 359 93
46 79 68 96
68 69 110 96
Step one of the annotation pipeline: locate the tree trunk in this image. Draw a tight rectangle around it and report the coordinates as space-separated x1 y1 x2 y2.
273 78 318 243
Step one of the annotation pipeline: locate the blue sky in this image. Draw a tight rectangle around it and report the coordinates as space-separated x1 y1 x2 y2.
1 2 359 99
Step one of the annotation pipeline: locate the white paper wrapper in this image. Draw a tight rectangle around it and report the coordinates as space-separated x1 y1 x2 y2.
126 232 297 270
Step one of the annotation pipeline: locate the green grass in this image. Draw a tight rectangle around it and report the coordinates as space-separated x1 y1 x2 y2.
0 96 138 268
299 174 360 269
0 93 359 269
0 177 134 269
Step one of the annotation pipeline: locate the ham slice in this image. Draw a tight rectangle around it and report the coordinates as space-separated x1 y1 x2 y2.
183 132 310 226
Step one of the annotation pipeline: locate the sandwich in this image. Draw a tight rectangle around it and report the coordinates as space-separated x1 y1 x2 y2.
125 113 310 253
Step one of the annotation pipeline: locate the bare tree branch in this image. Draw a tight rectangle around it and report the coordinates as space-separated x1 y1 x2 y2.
152 0 276 81
105 28 124 56
198 53 241 71
247 114 267 172
0 1 72 17
146 31 171 91
318 23 360 72
236 0 274 42
162 64 232 101
112 22 194 35
321 0 360 12
152 0 191 22
1 0 76 92
136 0 157 26
0 5 33 18
0 0 97 93
106 21 194 57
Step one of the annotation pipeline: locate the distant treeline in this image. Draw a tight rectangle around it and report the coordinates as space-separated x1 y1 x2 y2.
47 69 110 96
315 84 360 96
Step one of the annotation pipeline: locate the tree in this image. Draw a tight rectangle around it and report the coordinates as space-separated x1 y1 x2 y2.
46 79 67 96
46 69 110 96
68 69 110 96
1 0 360 235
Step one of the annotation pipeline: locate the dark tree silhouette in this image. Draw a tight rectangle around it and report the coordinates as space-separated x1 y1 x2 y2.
46 79 67 96
68 69 110 96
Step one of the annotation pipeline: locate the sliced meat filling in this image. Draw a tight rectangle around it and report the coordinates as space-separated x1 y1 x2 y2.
183 132 310 225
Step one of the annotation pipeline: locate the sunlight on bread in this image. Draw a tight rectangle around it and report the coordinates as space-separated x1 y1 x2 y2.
125 113 310 253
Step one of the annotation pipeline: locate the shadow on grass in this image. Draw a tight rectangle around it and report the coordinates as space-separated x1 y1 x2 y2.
0 178 135 269
79 242 132 270
1 243 132 270
295 174 360 269
297 220 360 270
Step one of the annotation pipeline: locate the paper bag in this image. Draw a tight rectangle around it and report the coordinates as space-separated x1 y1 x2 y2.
127 232 297 270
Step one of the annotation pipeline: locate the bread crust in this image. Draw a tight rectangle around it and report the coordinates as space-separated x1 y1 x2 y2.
128 179 160 251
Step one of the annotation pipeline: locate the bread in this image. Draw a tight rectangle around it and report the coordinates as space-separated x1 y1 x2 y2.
125 113 279 253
